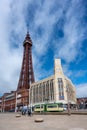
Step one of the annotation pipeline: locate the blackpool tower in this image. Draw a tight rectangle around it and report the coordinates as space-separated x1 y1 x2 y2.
16 31 35 108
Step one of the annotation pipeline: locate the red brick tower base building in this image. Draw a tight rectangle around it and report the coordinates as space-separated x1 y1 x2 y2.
16 32 35 110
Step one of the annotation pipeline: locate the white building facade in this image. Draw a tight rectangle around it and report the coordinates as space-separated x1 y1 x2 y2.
29 59 76 107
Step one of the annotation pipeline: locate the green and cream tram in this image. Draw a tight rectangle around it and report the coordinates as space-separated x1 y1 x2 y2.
34 103 64 112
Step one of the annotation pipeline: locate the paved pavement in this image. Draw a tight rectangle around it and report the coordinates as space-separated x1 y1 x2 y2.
0 113 87 130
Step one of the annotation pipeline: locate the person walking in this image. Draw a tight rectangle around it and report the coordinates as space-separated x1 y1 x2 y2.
28 108 31 116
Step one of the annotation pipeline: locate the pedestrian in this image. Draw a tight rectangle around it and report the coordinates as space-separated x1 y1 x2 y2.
28 109 31 116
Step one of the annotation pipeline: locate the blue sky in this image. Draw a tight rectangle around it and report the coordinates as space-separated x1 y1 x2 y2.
0 0 87 98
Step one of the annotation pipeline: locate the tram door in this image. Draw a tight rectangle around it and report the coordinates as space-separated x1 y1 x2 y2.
44 104 47 112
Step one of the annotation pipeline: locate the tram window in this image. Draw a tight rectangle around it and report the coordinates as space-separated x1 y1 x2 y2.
58 104 63 107
35 106 40 109
47 105 57 108
35 105 43 109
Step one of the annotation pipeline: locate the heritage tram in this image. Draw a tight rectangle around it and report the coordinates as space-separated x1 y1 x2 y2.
34 103 64 112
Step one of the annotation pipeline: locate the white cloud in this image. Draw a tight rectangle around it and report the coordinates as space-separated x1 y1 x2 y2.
0 0 86 95
0 0 25 94
76 83 87 98
56 0 86 63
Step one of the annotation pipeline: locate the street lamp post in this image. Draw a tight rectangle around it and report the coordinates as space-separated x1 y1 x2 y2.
66 86 71 116
3 99 5 112
67 100 71 115
29 89 33 113
15 92 17 112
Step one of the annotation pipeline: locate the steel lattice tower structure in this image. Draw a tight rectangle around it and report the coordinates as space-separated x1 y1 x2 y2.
17 32 35 91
